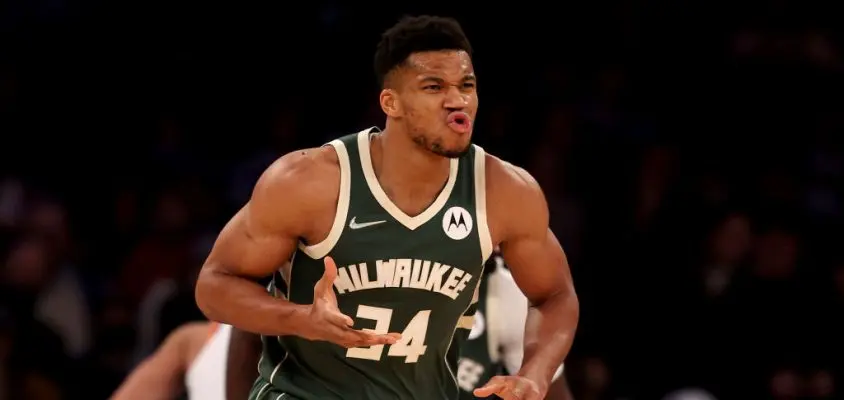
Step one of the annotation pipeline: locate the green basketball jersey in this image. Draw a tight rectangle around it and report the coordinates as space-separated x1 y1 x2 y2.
253 128 494 400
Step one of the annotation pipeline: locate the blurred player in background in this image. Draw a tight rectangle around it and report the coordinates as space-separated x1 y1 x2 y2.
457 253 573 400
111 322 260 400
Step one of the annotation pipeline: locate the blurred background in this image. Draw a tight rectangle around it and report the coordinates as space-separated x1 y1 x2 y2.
2 1 843 399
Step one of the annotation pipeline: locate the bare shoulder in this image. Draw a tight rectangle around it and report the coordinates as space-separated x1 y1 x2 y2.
483 152 542 194
483 152 549 244
249 146 341 228
255 146 340 205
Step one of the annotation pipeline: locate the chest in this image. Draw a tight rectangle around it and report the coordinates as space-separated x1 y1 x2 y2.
328 206 485 304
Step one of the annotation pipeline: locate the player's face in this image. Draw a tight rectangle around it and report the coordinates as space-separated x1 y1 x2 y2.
391 50 478 158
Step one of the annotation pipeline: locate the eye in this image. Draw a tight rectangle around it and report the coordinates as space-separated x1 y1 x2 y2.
463 82 476 89
423 84 442 91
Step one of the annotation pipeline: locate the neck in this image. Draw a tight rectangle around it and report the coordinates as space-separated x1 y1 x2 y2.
371 122 451 189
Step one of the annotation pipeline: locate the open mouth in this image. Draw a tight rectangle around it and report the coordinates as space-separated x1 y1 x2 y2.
447 111 472 134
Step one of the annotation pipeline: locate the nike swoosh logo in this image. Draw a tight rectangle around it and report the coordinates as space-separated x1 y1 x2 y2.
349 217 387 230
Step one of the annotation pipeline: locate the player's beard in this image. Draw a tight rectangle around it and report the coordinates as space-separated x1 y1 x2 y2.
413 135 470 159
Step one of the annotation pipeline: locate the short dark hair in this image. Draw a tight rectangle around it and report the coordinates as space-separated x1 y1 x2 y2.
374 15 473 87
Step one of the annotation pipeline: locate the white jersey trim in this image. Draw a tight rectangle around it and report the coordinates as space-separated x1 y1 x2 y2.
358 129 458 231
185 324 232 400
473 145 493 263
298 138 352 259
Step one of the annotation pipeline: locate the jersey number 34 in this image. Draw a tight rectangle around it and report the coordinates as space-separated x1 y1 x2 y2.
346 305 430 363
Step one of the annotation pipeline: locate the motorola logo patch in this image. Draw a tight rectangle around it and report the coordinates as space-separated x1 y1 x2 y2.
442 206 473 240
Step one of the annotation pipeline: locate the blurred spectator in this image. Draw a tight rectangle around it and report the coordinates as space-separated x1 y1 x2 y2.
0 178 25 233
701 211 753 299
0 236 69 398
118 187 193 304
22 198 92 358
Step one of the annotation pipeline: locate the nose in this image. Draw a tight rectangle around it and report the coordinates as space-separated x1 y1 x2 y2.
443 85 469 110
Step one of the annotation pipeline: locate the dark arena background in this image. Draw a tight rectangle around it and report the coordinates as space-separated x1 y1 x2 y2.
2 1 843 399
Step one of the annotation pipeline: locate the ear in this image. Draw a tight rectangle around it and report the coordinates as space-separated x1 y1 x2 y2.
379 89 401 118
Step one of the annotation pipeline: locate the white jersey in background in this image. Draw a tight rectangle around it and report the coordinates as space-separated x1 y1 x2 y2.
476 265 565 379
185 323 232 400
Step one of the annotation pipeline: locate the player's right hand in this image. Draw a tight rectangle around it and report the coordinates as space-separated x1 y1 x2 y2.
304 256 401 348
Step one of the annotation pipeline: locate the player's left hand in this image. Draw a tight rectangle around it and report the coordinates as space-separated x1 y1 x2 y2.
473 375 545 400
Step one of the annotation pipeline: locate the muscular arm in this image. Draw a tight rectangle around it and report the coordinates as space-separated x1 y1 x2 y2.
195 149 335 336
110 323 207 400
488 158 579 393
226 327 263 400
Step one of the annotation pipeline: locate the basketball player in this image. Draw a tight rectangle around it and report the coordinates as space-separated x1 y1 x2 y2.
110 322 261 400
457 253 573 400
195 15 579 400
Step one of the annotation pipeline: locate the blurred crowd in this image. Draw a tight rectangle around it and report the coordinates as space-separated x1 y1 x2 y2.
2 1 844 399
